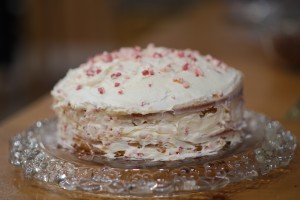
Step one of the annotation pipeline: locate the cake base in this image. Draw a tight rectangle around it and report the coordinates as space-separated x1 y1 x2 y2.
9 111 297 197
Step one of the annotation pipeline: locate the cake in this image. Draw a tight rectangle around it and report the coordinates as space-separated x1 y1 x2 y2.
51 44 244 161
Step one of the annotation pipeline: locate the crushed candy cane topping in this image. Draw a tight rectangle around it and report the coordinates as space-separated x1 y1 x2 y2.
52 44 242 114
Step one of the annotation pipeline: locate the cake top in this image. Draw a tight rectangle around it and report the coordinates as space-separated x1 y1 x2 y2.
51 44 243 115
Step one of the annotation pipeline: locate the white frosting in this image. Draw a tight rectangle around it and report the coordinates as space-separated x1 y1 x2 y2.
51 44 243 115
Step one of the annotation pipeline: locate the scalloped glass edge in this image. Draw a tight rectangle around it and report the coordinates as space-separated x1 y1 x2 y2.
9 110 297 197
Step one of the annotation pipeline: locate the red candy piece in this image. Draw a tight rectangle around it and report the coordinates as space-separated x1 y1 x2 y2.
76 85 82 90
142 70 149 76
98 87 105 94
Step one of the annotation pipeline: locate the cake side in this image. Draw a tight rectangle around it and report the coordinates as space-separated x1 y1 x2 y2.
56 90 243 160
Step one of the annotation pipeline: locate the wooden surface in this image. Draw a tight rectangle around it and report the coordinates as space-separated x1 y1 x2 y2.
0 1 299 199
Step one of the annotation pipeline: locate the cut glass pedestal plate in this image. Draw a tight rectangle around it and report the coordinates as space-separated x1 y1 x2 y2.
9 111 297 197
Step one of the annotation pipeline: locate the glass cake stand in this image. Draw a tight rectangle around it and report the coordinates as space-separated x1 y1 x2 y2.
9 111 297 197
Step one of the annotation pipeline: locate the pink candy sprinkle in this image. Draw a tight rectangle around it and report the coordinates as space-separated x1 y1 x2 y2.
96 69 102 74
142 70 149 76
191 57 197 62
134 46 141 51
140 102 146 106
160 64 172 72
149 69 154 75
114 82 120 87
153 52 162 58
188 54 197 62
101 52 113 63
182 63 189 71
76 85 82 90
194 68 203 77
118 90 123 95
177 51 185 58
86 68 95 77
111 72 122 79
205 55 228 71
182 82 190 88
98 87 105 94
137 153 144 157
205 55 213 61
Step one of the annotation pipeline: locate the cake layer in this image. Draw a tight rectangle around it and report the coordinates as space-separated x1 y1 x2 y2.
56 90 243 161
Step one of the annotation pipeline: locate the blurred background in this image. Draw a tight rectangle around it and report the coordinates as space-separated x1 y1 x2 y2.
0 0 300 121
